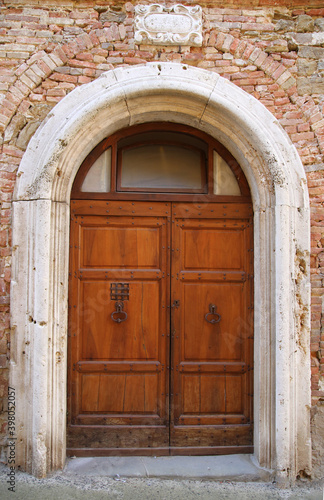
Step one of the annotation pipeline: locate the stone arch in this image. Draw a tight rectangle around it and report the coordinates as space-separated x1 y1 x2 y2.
10 63 311 481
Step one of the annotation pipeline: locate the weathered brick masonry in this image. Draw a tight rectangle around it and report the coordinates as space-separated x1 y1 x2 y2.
0 0 323 476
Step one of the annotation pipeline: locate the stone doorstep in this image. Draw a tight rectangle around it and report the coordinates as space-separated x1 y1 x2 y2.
64 454 274 482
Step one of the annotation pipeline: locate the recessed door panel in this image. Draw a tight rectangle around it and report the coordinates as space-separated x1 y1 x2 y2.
182 283 244 361
80 281 160 360
80 373 159 414
81 225 161 269
183 228 243 270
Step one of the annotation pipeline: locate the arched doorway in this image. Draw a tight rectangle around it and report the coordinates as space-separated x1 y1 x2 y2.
67 123 254 455
10 64 311 480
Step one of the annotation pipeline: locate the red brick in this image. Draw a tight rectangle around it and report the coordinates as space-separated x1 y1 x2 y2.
235 40 248 58
275 97 290 106
291 132 316 142
242 44 255 60
49 73 78 84
215 60 231 67
307 8 324 15
208 31 217 46
77 76 92 84
297 123 310 133
182 53 203 62
215 32 226 50
69 59 97 69
76 52 94 61
242 23 274 32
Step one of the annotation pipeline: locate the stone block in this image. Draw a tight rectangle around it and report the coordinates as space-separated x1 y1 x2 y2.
3 114 27 143
315 18 324 31
296 14 314 33
292 32 324 46
265 39 288 53
16 121 41 150
299 46 324 59
274 19 295 32
297 59 318 77
297 76 324 95
99 11 126 24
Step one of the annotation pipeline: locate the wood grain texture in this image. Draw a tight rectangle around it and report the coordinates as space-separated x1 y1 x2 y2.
170 202 253 449
67 200 253 454
68 201 170 450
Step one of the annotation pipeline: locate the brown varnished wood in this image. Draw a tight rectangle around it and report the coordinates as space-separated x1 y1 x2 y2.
170 202 254 450
68 201 171 451
71 193 252 202
71 200 171 217
67 200 253 455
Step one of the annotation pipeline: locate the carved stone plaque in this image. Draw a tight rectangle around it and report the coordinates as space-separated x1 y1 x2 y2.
134 4 203 47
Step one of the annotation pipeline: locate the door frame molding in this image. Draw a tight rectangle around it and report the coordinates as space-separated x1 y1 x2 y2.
11 63 311 481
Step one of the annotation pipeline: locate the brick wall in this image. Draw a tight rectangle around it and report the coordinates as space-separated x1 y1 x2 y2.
0 0 323 474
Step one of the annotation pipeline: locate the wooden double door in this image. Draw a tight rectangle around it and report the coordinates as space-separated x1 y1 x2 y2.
67 200 254 456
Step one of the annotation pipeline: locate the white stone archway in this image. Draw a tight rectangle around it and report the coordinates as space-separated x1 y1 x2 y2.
10 63 311 480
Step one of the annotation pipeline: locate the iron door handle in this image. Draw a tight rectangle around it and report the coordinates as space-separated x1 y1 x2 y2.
111 301 127 323
205 303 221 324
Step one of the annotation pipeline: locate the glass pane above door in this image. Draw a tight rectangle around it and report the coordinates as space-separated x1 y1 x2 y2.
119 144 205 192
213 150 241 196
81 148 111 192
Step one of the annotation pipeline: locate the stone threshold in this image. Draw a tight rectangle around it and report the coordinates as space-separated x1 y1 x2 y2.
64 454 274 482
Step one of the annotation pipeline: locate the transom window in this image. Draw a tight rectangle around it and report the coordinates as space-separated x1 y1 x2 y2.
72 123 250 200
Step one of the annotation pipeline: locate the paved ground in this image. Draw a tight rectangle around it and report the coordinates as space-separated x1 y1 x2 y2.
0 457 323 500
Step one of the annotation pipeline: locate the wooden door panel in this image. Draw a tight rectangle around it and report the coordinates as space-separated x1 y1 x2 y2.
80 373 159 414
181 373 245 416
170 202 253 453
182 283 244 361
68 201 170 454
183 228 243 270
81 225 161 269
67 426 170 455
80 281 160 360
170 425 253 449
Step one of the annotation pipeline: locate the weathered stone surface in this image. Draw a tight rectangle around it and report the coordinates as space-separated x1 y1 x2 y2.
297 59 318 77
3 114 27 143
297 76 324 95
292 32 324 46
15 104 53 150
274 19 295 32
296 15 315 33
10 63 311 482
99 11 126 24
265 39 288 53
299 46 324 59
28 103 52 120
16 120 41 150
311 404 324 479
314 18 324 31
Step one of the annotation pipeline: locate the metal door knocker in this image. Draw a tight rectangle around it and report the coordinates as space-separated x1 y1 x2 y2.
110 283 129 323
111 301 128 323
205 303 221 324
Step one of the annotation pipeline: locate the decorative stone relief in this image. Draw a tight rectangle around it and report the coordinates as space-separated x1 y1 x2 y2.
134 4 202 46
